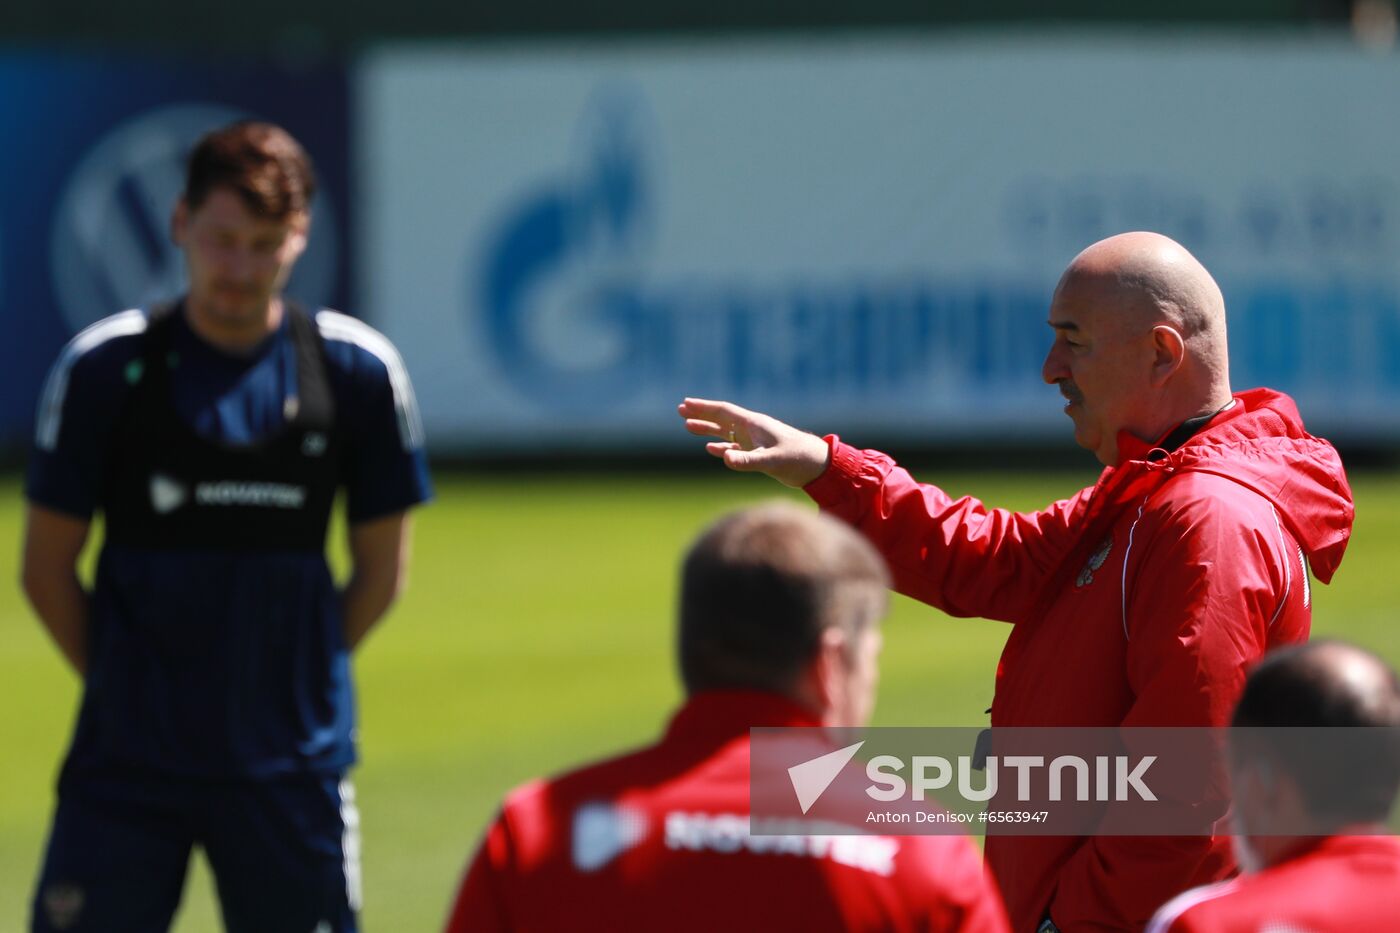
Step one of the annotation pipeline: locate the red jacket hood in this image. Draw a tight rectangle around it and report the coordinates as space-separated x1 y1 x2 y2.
1118 387 1354 583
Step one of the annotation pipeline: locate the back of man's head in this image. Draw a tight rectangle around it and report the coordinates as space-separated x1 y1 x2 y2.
1232 640 1400 826
678 503 889 702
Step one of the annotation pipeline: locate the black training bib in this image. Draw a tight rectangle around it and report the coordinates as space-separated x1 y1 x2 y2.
100 301 341 552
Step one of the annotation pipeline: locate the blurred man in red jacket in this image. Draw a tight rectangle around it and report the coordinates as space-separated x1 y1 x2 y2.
444 503 1009 932
1148 640 1400 932
680 232 1355 931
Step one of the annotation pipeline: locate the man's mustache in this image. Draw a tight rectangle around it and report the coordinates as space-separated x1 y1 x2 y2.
1059 382 1084 405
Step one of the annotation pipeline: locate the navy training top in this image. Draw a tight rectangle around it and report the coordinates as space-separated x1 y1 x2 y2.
27 304 433 778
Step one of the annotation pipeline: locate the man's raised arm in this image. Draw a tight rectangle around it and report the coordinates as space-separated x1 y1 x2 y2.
679 397 1086 624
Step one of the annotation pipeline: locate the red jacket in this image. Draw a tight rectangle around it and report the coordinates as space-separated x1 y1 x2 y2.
1145 834 1400 932
445 690 1010 933
805 388 1354 932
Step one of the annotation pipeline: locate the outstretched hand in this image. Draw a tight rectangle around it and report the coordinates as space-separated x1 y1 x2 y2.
678 398 831 488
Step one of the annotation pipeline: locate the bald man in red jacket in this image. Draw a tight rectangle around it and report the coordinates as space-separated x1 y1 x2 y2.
681 232 1355 931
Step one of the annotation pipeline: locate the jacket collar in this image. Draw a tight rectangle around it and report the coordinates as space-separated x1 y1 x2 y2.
1269 830 1400 869
664 690 822 746
1106 388 1353 582
1114 400 1236 466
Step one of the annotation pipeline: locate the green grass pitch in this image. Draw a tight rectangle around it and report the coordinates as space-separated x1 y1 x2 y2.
1 468 1396 929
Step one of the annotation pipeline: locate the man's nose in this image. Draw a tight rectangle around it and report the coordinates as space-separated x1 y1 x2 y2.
1042 343 1068 386
225 247 256 281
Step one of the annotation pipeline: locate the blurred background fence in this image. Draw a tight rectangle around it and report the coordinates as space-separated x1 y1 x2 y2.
2 0 1399 460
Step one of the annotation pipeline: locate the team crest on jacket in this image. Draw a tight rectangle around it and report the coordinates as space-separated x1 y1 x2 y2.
572 803 648 872
1076 535 1114 587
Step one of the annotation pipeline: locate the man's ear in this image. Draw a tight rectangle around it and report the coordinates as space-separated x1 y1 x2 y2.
1269 769 1314 830
1237 757 1306 820
1149 324 1186 387
284 210 311 259
1236 761 1274 807
811 627 850 723
170 199 189 246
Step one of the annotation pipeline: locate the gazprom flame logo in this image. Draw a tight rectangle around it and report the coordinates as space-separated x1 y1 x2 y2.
479 90 653 409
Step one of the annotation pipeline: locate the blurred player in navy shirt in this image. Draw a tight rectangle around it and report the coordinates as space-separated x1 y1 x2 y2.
23 121 432 933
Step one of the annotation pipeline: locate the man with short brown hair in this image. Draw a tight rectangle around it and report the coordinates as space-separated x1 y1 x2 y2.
24 120 431 933
445 502 1009 932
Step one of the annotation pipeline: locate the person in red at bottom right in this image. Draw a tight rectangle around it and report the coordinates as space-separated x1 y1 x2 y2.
1148 640 1400 933
443 502 1009 933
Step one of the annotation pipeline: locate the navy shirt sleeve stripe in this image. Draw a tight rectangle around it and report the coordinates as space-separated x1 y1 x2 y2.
315 310 425 452
35 309 148 451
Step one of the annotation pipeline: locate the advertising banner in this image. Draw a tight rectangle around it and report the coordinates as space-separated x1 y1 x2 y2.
0 52 349 447
361 37 1400 452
